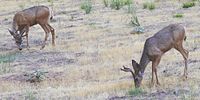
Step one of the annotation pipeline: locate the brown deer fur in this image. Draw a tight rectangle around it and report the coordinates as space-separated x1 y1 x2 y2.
8 6 55 50
121 24 189 88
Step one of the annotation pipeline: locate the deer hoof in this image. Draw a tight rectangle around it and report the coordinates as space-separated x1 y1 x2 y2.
182 75 188 81
150 82 155 87
40 45 45 50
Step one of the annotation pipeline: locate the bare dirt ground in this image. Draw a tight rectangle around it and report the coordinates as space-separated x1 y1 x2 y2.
0 0 200 99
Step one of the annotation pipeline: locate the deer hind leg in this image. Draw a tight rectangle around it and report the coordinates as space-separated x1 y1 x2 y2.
151 56 161 87
24 26 30 48
47 24 55 46
40 24 50 49
175 44 189 79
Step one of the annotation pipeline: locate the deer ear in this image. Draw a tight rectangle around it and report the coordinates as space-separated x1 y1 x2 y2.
132 60 139 72
8 29 14 36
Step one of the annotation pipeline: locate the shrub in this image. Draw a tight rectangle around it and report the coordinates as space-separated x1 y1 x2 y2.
143 2 156 10
173 14 183 18
130 15 145 34
110 0 122 10
24 70 48 83
182 2 195 8
131 16 140 26
103 0 109 7
25 90 36 100
128 88 144 96
148 2 155 10
143 2 148 9
81 0 92 14
0 52 18 75
123 0 132 5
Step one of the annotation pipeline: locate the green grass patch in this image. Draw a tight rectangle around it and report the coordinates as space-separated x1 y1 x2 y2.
81 0 92 14
110 0 122 10
182 2 195 8
173 14 184 18
25 90 37 100
123 0 132 5
128 88 144 96
0 52 18 75
143 2 155 10
103 0 109 7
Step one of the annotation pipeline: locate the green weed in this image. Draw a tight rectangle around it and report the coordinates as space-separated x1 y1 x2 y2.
183 2 195 8
0 52 18 75
81 0 92 14
143 2 155 10
103 0 109 7
128 88 144 96
173 14 183 18
110 0 122 10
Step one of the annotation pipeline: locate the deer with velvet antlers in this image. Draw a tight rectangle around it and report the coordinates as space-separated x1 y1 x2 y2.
121 24 189 88
8 6 55 50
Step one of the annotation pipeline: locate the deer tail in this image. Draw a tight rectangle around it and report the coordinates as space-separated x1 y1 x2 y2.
49 6 54 20
183 24 187 41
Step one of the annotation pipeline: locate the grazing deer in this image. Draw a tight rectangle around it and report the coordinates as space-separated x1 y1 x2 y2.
8 6 55 50
121 24 189 88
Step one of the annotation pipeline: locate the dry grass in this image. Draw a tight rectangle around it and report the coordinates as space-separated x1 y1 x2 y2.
0 0 200 99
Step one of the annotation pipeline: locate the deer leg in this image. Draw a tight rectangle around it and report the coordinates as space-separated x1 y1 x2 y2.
151 65 155 87
175 45 188 79
40 24 50 49
25 26 30 48
47 24 55 46
151 56 161 86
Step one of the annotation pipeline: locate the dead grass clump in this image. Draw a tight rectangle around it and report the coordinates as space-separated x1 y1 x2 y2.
24 70 48 83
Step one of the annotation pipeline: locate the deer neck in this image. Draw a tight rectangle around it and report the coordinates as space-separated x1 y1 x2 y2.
139 52 150 73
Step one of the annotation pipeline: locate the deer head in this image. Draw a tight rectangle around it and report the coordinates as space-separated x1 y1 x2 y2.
8 29 23 50
121 60 144 88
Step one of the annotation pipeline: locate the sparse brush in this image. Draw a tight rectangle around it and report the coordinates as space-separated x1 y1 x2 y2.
123 0 132 5
143 2 156 10
19 4 25 10
47 0 54 6
143 2 148 9
0 52 17 75
128 88 144 96
148 2 155 10
130 15 145 34
182 2 195 8
131 16 140 27
25 90 36 100
110 0 122 10
103 0 109 7
24 70 48 83
173 14 183 18
47 0 52 2
81 0 92 14
128 4 134 13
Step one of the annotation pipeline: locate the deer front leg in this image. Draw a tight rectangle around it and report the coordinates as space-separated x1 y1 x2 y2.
47 24 55 46
151 56 161 87
40 24 50 49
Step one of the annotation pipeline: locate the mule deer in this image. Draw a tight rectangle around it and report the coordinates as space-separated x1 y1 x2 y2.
8 6 55 50
121 24 189 88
